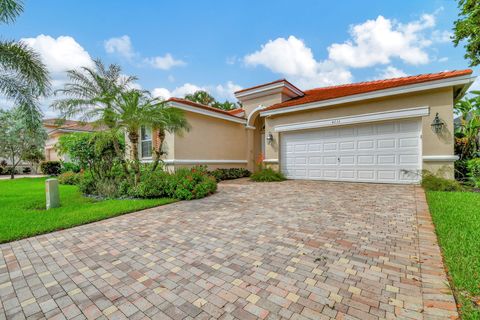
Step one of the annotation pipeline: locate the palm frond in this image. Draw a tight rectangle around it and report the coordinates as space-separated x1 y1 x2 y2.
0 0 23 24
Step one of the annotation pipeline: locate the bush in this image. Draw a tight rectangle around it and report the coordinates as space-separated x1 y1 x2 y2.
250 168 286 182
78 172 96 195
454 159 469 181
61 162 81 173
421 172 463 192
467 158 480 187
40 161 61 175
58 172 81 185
129 169 169 198
209 168 251 182
165 166 217 200
3 167 18 175
0 167 3 175
22 167 31 174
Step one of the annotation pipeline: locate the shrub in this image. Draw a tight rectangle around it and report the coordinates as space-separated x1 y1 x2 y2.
40 161 61 175
209 168 251 182
165 166 217 200
58 172 81 185
467 158 480 187
421 172 463 192
61 162 81 173
251 168 286 182
129 170 169 198
0 167 3 175
22 167 31 174
3 167 18 175
78 172 96 195
454 159 469 181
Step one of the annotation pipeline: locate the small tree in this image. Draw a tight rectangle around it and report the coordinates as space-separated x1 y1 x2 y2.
184 90 241 111
453 0 480 66
21 147 45 173
0 108 47 178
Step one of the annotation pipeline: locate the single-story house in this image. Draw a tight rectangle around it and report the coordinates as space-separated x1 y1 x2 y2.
43 119 101 161
134 69 475 184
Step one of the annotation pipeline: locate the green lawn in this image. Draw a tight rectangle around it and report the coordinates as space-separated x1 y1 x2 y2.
0 177 175 243
426 191 480 320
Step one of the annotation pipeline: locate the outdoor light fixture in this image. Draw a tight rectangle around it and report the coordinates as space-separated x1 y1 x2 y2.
430 112 445 134
266 132 274 144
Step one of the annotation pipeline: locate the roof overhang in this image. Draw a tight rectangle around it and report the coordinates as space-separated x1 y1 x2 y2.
235 80 304 102
261 74 476 117
168 101 246 124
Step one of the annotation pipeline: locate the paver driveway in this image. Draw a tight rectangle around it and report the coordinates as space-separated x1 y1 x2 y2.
0 180 457 320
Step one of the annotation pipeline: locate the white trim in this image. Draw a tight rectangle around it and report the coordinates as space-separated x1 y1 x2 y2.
422 155 459 161
261 75 475 117
142 159 248 164
246 104 267 127
274 106 430 132
168 101 246 124
263 159 279 163
235 81 304 100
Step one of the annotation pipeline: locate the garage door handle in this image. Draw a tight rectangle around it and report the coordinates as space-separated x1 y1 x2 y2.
337 157 340 162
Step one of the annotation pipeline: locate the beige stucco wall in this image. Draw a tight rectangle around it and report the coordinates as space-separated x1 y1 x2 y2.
45 132 62 161
263 88 455 178
242 93 291 116
155 111 248 170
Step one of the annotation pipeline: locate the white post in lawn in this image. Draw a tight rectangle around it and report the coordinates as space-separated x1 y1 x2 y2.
46 178 60 209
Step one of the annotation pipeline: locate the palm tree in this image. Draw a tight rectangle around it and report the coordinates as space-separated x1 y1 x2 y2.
0 0 50 129
113 89 189 182
184 90 215 106
52 60 136 175
454 92 480 160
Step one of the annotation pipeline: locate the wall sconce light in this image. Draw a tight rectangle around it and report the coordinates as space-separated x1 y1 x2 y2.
430 112 445 134
266 132 274 144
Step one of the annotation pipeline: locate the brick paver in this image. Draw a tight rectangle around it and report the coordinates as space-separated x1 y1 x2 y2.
0 180 457 319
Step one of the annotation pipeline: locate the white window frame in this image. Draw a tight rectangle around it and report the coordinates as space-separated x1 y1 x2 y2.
140 126 153 159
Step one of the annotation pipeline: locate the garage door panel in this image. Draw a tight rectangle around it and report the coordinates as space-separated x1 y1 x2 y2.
281 119 421 184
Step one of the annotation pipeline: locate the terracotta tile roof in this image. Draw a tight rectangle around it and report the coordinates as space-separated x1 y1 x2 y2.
234 79 303 95
167 97 246 119
227 108 245 115
43 119 103 132
266 69 473 111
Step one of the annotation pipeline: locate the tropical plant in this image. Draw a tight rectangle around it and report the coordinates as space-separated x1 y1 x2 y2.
113 89 189 181
52 59 136 175
21 147 44 174
0 0 50 129
184 90 240 111
0 108 47 179
454 91 480 160
250 168 286 182
184 90 216 106
453 0 480 66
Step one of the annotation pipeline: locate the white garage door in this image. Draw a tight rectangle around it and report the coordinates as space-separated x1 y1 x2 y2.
281 119 422 184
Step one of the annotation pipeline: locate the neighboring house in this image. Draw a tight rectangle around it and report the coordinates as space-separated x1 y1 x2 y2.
43 119 101 161
133 69 475 183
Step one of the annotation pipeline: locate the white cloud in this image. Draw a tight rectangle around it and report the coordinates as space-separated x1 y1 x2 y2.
215 81 243 100
432 30 452 43
437 57 449 62
146 54 186 70
21 35 94 76
152 83 204 100
375 66 408 79
244 35 352 88
19 35 95 117
152 81 242 101
104 35 135 59
328 14 436 68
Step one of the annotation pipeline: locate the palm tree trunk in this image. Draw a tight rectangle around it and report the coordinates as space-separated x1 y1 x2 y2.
128 131 141 184
151 127 165 172
111 132 130 177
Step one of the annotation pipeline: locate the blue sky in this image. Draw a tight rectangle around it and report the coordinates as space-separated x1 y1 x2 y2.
0 0 478 116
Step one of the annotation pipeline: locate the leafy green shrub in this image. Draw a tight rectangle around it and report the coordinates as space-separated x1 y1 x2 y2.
165 166 217 200
40 161 61 175
3 167 18 175
129 169 169 198
0 167 3 175
251 168 286 182
61 162 81 173
209 168 251 181
454 159 469 181
421 172 463 192
78 172 96 195
467 158 480 187
22 167 31 174
58 172 81 185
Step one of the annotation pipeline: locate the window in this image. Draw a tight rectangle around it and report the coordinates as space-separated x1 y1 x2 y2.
140 126 152 158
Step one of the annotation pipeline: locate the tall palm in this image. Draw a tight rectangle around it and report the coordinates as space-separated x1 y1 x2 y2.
52 60 136 174
0 0 50 129
113 89 189 181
